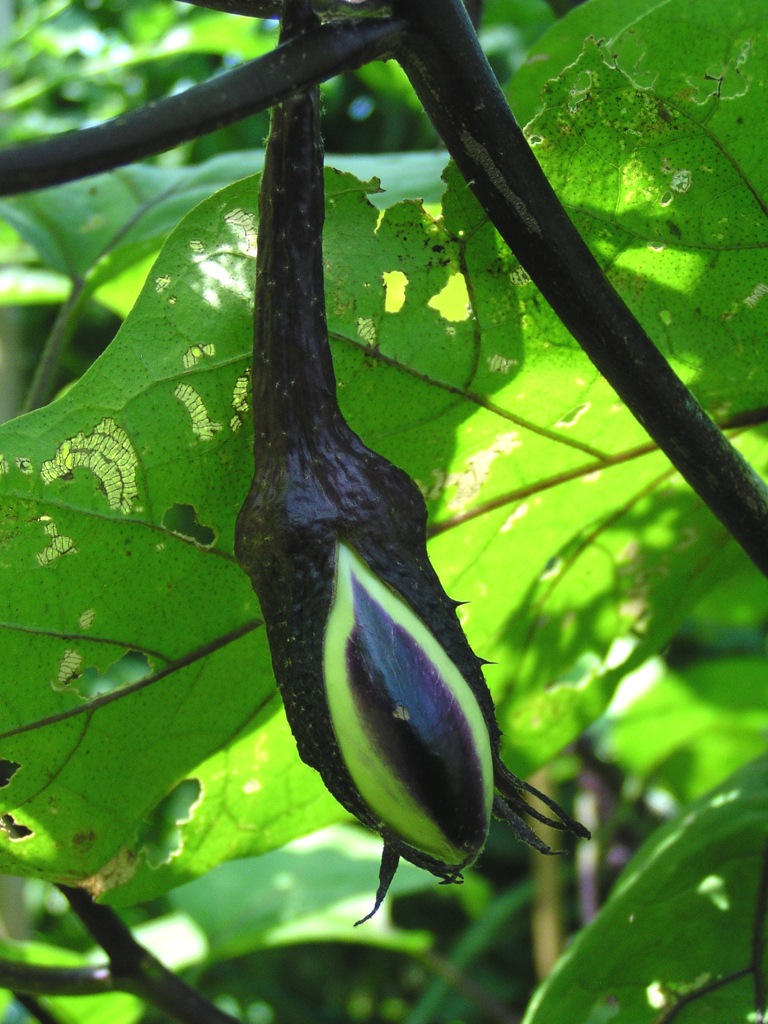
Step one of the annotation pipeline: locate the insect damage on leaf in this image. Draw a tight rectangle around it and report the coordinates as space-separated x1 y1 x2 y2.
40 417 139 514
229 369 252 433
235 0 588 922
182 343 216 369
174 383 222 441
36 515 77 566
135 778 202 869
55 648 83 689
78 608 96 630
0 813 33 841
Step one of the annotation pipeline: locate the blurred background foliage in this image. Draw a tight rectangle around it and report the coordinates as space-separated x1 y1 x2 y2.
1 1 767 1023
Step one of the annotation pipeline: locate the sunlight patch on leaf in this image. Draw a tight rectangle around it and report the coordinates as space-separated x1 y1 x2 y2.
696 874 730 912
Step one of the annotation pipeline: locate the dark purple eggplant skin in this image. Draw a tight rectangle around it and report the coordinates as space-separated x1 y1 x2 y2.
234 70 495 881
235 0 588 905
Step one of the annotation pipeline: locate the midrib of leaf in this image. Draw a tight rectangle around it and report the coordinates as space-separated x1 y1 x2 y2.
331 329 610 460
429 418 768 537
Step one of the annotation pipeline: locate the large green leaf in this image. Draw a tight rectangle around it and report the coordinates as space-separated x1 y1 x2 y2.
0 169 354 898
0 155 271 296
169 825 435 959
0 151 449 316
0 0 766 905
599 655 768 804
523 755 768 1023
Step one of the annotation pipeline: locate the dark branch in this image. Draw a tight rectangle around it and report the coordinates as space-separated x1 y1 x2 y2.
0 960 113 997
391 0 768 580
59 888 240 1024
0 19 405 196
180 0 282 15
12 995 66 1024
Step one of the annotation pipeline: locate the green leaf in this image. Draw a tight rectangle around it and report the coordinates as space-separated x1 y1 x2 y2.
0 154 270 290
0 151 449 320
169 825 435 959
523 755 768 1023
0 170 355 899
0 266 70 306
600 655 768 803
508 0 664 126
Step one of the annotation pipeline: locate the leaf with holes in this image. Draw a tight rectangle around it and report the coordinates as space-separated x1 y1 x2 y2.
523 755 768 1024
1 0 768 902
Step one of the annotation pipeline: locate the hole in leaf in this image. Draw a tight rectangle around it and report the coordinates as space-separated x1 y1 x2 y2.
428 272 470 322
382 270 408 313
136 779 202 869
0 761 20 788
77 650 152 700
539 557 563 582
555 402 591 428
1 814 33 841
161 503 216 547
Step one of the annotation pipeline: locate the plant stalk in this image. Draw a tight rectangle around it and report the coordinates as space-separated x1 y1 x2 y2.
0 19 405 196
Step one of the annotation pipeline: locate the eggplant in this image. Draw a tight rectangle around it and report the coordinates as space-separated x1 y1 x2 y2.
235 0 588 920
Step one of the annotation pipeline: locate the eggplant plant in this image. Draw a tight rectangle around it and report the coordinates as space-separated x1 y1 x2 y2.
0 1 767 1022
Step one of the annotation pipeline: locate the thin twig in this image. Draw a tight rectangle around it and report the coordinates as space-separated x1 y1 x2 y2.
528 768 565 979
21 279 88 413
12 994 65 1024
408 882 532 1024
391 0 768 581
419 950 522 1024
59 887 241 1024
0 19 405 196
750 840 768 1022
